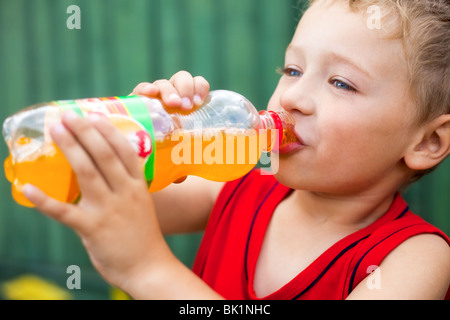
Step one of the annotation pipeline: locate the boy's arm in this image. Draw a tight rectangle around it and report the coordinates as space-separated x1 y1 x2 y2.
121 249 226 299
347 234 450 300
153 177 224 234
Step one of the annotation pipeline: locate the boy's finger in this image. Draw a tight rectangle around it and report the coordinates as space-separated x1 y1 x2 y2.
22 184 84 231
60 111 141 192
170 71 195 110
193 76 210 106
52 112 114 194
131 82 159 96
153 79 183 108
89 114 145 181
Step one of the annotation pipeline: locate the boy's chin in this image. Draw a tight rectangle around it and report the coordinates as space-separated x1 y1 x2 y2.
270 166 301 188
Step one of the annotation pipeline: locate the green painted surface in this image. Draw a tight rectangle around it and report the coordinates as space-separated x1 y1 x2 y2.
0 0 447 299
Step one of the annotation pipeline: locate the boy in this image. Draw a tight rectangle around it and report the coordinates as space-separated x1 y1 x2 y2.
23 0 450 299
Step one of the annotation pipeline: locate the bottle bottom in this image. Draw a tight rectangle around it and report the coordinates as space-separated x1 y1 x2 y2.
5 147 79 207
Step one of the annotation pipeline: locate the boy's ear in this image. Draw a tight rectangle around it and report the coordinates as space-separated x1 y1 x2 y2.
404 114 450 171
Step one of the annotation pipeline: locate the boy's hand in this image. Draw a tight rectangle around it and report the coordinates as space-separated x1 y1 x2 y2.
131 70 210 111
132 71 210 184
23 111 169 289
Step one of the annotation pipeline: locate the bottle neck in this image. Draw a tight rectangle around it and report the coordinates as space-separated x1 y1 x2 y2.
259 110 297 152
259 111 283 150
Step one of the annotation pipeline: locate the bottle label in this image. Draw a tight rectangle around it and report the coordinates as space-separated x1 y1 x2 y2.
54 96 156 185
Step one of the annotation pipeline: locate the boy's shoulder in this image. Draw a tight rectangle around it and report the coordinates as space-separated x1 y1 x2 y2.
349 232 450 299
347 196 450 299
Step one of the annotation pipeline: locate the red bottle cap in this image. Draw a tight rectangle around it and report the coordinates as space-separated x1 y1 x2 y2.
268 111 283 148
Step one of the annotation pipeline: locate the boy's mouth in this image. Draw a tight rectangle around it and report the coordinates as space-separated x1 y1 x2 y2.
272 130 305 155
274 141 304 155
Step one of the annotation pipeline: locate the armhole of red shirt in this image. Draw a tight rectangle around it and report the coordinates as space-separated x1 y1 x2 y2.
346 212 450 299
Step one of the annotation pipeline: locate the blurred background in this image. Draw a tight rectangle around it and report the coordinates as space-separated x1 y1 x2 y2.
0 0 448 299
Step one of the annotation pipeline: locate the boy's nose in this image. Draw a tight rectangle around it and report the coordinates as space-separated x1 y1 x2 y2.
279 79 315 116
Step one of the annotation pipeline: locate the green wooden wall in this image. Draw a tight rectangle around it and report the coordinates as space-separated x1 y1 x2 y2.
0 0 448 299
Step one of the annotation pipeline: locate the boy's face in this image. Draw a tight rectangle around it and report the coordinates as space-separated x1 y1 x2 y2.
268 1 417 194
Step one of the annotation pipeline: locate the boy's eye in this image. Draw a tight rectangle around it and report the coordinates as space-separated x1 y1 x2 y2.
330 78 357 93
278 67 303 77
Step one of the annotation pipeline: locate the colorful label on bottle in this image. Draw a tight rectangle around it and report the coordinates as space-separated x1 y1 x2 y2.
54 96 156 186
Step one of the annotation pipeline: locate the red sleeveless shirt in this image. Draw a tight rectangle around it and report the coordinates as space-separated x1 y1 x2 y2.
192 170 450 300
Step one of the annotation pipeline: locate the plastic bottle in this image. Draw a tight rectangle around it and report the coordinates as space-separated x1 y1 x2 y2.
3 90 297 207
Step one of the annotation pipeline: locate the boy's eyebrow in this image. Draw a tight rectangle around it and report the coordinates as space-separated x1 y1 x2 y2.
286 44 373 80
325 52 373 80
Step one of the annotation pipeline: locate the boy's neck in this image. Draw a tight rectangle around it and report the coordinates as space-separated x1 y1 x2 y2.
288 189 397 229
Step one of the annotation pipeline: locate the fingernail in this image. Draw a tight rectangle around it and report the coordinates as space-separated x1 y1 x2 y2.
167 93 181 103
63 110 79 122
168 93 181 102
51 123 67 135
88 112 102 123
193 95 202 106
181 97 192 109
22 184 35 198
